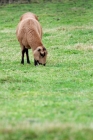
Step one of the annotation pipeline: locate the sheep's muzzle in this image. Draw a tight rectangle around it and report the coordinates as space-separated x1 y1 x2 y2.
34 59 46 66
40 52 45 57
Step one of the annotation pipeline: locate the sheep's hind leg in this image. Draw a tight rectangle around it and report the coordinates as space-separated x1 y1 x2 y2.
25 48 30 64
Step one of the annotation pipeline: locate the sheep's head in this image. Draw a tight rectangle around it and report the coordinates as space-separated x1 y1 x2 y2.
33 46 48 66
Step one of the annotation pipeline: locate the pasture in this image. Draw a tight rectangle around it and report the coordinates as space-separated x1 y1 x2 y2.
0 0 93 139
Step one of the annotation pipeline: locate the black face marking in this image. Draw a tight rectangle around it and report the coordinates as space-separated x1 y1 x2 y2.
40 52 45 57
38 48 41 52
34 60 46 66
34 59 37 66
39 63 42 65
34 59 39 66
39 63 46 66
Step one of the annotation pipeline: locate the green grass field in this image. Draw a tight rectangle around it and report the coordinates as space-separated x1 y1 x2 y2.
0 0 93 139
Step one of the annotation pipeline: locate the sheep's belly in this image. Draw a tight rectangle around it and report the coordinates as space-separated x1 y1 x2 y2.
25 45 31 49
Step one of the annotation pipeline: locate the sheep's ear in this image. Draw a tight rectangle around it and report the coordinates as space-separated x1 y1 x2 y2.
43 47 46 51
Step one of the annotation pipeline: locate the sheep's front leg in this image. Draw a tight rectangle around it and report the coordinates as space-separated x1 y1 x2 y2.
21 48 25 64
25 48 30 64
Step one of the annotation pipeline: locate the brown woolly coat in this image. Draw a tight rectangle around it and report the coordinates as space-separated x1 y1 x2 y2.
16 12 42 51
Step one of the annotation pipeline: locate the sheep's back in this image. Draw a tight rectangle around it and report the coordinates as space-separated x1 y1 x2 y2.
16 18 42 49
20 12 38 21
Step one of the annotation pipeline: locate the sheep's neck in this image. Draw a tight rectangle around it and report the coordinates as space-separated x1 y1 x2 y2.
30 40 43 51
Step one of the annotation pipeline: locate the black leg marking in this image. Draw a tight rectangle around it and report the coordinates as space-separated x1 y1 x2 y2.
25 48 30 64
21 48 26 64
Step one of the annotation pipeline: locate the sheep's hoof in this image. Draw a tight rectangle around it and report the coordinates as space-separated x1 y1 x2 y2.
21 61 24 65
27 61 30 64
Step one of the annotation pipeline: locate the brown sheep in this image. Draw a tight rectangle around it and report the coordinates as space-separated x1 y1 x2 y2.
16 12 48 66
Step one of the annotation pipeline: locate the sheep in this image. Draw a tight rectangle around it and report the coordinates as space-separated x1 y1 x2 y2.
16 12 48 66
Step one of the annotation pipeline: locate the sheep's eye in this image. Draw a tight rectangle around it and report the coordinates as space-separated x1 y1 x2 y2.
38 49 41 52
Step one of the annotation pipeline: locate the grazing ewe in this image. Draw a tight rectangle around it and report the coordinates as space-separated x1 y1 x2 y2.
16 12 48 66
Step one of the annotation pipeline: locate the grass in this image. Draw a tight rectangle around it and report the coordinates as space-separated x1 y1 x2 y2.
0 0 93 139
